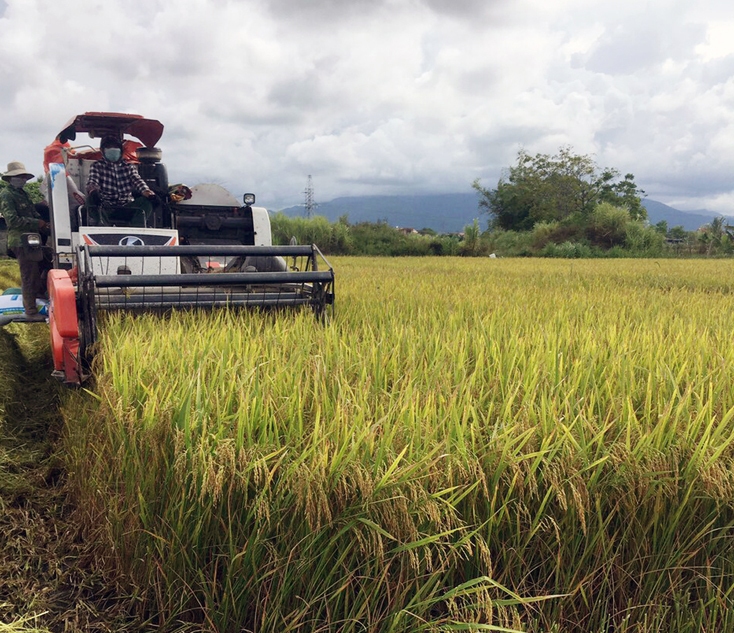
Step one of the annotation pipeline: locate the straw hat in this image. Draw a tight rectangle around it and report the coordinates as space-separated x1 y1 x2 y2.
2 161 34 181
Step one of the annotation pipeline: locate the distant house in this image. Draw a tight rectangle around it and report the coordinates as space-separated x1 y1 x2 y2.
396 227 419 235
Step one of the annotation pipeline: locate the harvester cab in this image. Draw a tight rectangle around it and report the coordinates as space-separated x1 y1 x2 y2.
45 112 334 385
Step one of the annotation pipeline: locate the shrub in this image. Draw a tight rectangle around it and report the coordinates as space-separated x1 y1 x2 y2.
625 221 665 255
269 213 355 255
486 229 535 257
459 219 490 257
429 237 460 256
531 221 583 250
531 221 560 250
586 202 630 247
540 240 593 258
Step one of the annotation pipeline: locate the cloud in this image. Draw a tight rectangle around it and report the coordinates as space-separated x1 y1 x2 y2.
578 18 706 76
0 0 733 213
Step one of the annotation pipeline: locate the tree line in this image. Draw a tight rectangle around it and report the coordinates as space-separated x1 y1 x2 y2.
4 159 726 258
273 145 730 258
270 214 476 256
471 146 732 257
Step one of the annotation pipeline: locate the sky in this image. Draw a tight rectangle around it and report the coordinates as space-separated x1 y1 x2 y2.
1 0 734 213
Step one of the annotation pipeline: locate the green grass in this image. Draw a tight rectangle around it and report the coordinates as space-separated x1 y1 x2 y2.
62 257 734 632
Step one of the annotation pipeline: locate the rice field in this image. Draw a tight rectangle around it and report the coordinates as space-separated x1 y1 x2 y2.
63 257 734 632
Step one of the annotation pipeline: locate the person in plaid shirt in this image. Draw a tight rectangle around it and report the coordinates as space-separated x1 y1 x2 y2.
86 135 156 226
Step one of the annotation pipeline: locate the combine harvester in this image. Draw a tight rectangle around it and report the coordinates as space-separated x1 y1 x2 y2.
39 112 334 385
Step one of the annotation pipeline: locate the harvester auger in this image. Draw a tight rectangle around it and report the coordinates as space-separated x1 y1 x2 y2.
43 112 334 385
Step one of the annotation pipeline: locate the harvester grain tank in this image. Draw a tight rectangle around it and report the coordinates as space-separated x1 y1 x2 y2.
42 112 334 385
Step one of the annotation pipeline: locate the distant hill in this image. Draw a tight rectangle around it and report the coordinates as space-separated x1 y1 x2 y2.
278 194 727 234
641 200 730 232
280 193 481 233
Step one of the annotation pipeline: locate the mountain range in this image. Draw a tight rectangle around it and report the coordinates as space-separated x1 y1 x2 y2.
279 194 728 233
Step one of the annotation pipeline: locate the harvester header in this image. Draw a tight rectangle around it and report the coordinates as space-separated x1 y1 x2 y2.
36 112 334 385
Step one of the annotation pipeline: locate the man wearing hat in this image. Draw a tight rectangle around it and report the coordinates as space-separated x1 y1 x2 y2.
85 135 156 227
0 161 49 319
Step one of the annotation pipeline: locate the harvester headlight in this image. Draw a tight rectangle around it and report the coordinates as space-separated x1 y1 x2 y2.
25 233 42 248
243 193 256 206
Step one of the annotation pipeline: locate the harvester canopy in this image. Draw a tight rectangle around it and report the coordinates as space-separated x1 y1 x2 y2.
57 112 164 147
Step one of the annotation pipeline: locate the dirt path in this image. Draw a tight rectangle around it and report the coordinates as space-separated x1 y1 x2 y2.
0 266 143 632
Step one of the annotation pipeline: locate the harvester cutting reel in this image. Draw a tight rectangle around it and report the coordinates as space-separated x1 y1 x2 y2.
48 244 335 385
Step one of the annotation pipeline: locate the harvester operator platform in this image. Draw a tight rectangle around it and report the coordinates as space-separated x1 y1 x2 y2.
85 135 156 227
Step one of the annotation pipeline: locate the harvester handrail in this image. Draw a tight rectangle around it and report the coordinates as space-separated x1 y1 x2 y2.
93 271 334 288
84 245 320 257
311 244 334 272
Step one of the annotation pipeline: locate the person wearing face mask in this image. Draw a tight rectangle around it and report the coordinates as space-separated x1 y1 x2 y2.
0 161 50 319
85 135 156 226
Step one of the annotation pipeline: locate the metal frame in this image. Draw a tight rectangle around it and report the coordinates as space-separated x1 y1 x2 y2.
76 243 335 362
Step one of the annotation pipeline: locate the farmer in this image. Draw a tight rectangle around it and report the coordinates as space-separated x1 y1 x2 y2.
85 135 156 227
0 161 49 319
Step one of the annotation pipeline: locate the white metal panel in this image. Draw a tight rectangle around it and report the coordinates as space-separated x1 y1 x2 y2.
65 156 97 196
48 163 73 257
78 227 180 277
251 207 271 246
